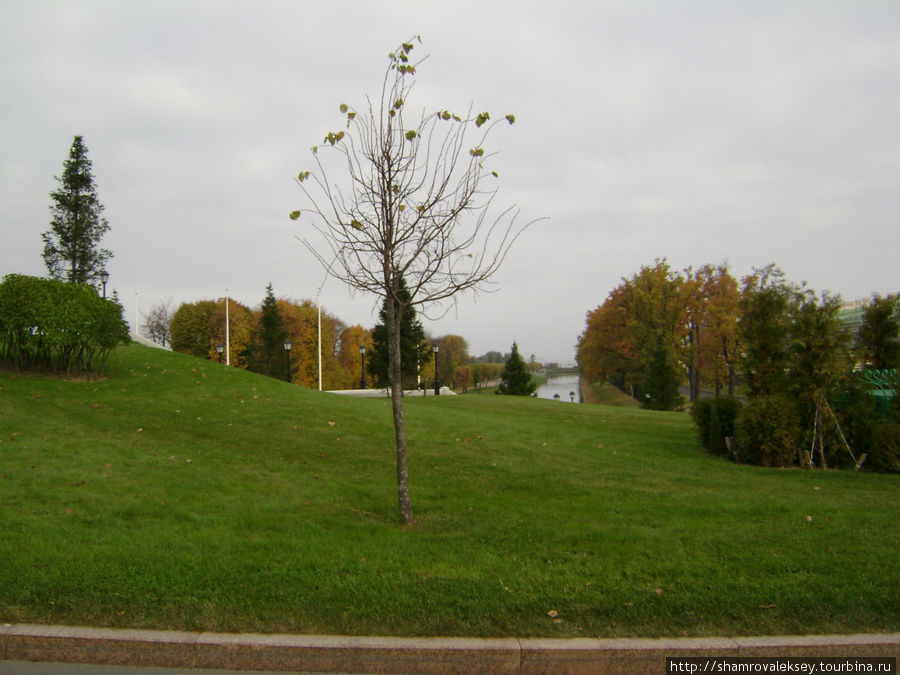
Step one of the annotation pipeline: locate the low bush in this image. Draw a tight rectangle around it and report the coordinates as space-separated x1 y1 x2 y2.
0 274 129 375
868 420 900 473
691 395 742 458
734 394 802 467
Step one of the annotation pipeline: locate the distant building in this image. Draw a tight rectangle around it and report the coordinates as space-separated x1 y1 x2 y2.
839 296 900 333
838 298 872 333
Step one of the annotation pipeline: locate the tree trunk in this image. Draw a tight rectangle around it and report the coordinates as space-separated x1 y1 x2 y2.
386 296 414 525
816 399 827 470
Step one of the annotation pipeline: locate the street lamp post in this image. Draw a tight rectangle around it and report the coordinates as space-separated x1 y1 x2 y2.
283 339 292 383
359 345 367 389
433 344 440 396
100 271 109 299
216 343 224 363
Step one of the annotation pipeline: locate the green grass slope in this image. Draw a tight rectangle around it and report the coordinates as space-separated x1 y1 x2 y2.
1 344 898 638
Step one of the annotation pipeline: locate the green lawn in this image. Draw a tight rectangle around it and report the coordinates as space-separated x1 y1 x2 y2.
1 343 897 638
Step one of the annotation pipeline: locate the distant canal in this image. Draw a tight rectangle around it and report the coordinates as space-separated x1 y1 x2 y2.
536 374 581 402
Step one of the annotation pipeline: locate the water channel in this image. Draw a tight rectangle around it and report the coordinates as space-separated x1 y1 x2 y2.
536 373 582 403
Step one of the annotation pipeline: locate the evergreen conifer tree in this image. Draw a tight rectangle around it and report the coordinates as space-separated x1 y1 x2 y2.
247 283 287 379
42 136 112 285
368 278 429 389
498 342 536 395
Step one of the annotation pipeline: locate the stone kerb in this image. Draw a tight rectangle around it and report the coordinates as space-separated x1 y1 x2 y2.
2 625 899 674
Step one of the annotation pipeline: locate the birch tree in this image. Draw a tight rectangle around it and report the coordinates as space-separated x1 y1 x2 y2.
291 38 536 524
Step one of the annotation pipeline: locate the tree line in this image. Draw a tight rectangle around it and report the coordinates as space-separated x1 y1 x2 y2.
149 280 524 393
577 259 899 471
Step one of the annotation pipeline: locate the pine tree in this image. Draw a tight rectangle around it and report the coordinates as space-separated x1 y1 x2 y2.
368 278 429 390
247 283 287 379
42 136 112 285
498 342 536 396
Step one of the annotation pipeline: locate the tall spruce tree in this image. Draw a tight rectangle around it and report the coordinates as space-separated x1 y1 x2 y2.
247 283 287 379
42 136 112 285
498 342 536 395
368 278 429 390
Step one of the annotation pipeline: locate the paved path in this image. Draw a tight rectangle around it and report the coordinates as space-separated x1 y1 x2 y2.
2 624 897 674
0 662 346 674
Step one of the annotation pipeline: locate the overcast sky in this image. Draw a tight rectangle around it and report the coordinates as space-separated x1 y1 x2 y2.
2 1 898 364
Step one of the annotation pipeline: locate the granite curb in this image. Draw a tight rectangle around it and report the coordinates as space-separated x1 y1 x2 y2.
1 624 897 674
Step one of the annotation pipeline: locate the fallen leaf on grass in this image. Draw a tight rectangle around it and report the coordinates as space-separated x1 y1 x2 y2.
759 604 778 609
327 421 336 426
654 588 663 596
547 610 558 618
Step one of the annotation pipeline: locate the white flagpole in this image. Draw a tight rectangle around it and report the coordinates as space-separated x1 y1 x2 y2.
225 289 230 366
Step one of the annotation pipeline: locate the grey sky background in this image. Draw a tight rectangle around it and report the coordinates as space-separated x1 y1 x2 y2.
2 1 898 364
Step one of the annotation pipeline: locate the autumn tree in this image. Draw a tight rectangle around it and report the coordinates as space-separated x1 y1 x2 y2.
337 324 372 389
291 38 535 524
211 298 253 368
680 264 741 401
43 136 112 286
577 259 684 408
171 300 219 358
435 334 469 389
624 260 685 408
279 299 319 387
702 265 741 396
577 284 639 394
170 298 252 366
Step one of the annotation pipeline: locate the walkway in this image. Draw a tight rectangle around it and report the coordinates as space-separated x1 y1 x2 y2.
2 624 897 674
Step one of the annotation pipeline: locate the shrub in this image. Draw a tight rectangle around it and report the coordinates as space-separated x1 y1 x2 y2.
691 396 742 457
0 274 129 375
734 394 802 467
868 420 900 473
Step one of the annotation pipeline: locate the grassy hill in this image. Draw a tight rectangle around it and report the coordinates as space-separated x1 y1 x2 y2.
1 343 898 638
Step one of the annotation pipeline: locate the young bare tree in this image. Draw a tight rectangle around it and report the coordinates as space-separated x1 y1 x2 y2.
291 38 537 524
141 297 174 348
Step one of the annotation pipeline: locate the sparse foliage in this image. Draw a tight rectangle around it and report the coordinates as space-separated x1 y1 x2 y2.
291 38 536 524
141 298 174 348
